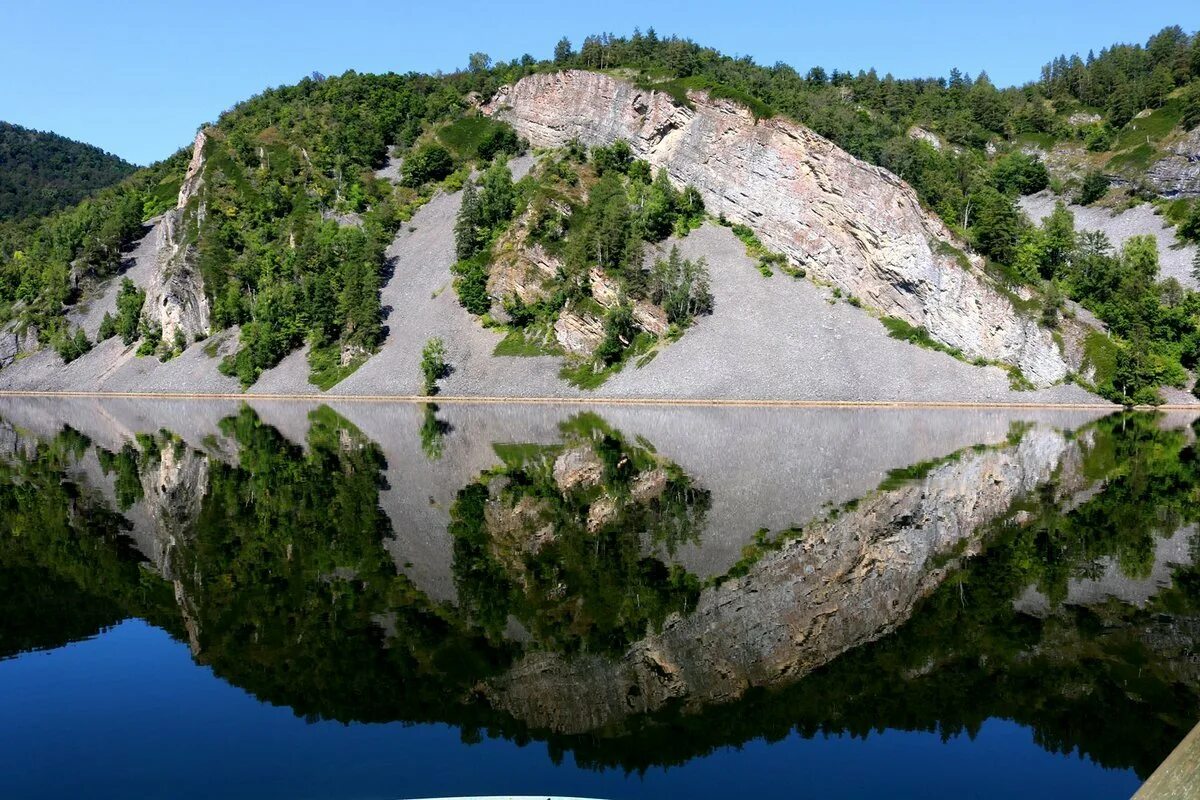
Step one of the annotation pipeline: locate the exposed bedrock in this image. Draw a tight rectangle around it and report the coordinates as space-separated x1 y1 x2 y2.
485 71 1070 386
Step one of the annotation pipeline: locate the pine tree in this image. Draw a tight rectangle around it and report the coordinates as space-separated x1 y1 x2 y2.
1191 247 1200 286
454 180 484 261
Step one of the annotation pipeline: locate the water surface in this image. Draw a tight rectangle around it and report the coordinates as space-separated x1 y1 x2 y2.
1 398 1197 799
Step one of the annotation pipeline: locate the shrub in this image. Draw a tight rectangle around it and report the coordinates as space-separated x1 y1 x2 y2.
98 312 117 341
402 144 454 188
452 252 491 315
1077 171 1109 205
114 279 145 345
420 337 448 395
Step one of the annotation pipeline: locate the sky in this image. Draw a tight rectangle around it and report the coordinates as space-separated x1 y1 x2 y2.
3 0 1197 165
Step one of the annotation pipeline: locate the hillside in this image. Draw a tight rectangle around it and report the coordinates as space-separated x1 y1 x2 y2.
0 28 1198 404
0 121 135 221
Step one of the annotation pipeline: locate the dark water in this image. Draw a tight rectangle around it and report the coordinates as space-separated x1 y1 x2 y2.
0 398 1197 799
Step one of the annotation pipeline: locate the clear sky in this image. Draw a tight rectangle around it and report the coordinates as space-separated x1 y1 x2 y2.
4 0 1197 165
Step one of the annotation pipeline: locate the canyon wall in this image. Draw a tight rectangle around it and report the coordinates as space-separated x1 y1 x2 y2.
485 71 1070 386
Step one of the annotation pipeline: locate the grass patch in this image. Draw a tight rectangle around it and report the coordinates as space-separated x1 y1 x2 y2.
881 314 1035 389
1013 132 1059 150
307 343 367 391
493 327 555 357
1114 98 1183 151
878 452 964 491
880 316 965 359
1106 142 1158 173
202 337 221 358
437 115 512 160
635 75 776 121
559 331 657 389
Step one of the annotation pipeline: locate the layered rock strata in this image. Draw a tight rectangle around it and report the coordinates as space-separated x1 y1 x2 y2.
484 71 1071 386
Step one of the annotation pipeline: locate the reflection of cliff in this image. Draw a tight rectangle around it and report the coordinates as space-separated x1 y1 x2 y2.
481 424 1079 732
0 403 1198 780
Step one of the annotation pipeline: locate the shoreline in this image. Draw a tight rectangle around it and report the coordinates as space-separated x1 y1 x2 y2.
0 389 1194 411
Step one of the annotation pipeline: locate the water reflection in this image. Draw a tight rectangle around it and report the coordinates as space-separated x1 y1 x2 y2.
0 399 1197 781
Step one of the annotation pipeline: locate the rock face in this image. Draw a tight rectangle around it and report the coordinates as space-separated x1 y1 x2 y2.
149 129 213 345
553 308 605 355
485 71 1070 386
1147 127 1200 198
483 424 1078 733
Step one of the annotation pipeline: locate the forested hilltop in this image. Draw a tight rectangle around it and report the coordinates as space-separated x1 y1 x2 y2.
1 26 1199 402
0 122 135 222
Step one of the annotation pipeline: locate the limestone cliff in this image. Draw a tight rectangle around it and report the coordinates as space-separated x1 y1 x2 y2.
1147 127 1200 198
484 71 1071 386
482 424 1078 733
148 129 212 345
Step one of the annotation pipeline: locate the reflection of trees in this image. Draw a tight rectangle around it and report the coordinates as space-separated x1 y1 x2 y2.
0 410 1197 778
0 426 181 652
516 413 1200 778
450 412 709 653
171 405 514 724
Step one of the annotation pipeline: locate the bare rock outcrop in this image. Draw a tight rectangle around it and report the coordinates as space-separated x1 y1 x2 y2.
1147 127 1200 198
483 424 1079 733
485 71 1070 386
148 129 213 345
553 308 605 355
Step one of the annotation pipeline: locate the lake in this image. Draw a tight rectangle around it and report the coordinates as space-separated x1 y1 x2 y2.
0 398 1197 799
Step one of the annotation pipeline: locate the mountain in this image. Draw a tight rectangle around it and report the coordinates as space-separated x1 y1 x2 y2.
0 28 1197 404
0 121 136 221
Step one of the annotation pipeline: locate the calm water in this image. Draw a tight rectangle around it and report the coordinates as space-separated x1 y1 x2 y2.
0 398 1197 799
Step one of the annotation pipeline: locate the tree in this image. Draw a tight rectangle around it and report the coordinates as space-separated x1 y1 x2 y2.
477 161 515 228
572 173 634 279
553 37 573 65
1040 202 1076 278
648 246 714 323
115 279 145 346
98 312 117 341
591 139 632 175
402 144 454 188
455 180 484 261
1191 248 1200 285
467 52 491 73
420 338 448 395
970 186 1021 265
595 304 635 365
1077 171 1109 205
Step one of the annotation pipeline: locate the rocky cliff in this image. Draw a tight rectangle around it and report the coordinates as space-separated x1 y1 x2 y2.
1147 127 1200 198
482 424 1079 733
147 129 212 345
484 71 1071 387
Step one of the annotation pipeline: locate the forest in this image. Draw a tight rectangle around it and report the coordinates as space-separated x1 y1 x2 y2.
0 25 1197 398
0 121 135 222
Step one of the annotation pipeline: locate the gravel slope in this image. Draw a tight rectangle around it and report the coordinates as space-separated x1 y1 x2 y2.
0 165 1139 404
1020 191 1198 289
66 216 165 339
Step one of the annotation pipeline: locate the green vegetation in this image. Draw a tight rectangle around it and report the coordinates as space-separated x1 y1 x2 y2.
1 406 1199 778
0 121 136 222
881 315 965 359
448 412 708 652
420 336 448 395
1077 171 1110 205
3 25 1200 399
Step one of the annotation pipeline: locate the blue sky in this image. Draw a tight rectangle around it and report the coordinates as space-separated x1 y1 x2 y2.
4 0 1197 165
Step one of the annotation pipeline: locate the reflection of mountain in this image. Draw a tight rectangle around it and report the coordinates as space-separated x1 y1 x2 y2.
0 401 1198 778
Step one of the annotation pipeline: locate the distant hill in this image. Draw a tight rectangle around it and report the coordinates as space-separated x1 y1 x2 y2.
0 121 136 221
